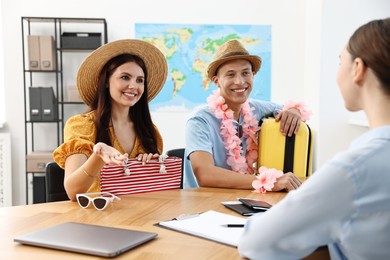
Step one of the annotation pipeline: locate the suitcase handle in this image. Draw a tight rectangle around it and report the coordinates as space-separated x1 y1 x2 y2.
283 135 295 173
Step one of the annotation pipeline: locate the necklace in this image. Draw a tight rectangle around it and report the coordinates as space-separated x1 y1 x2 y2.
207 90 259 174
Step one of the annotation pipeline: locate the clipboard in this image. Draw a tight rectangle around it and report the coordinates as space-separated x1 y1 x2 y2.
155 210 246 247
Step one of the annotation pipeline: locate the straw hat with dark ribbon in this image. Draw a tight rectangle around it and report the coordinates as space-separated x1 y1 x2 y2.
207 39 262 80
77 39 168 107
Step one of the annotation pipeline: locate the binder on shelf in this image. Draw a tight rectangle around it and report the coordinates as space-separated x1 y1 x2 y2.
28 87 58 122
33 175 46 203
40 87 58 121
29 87 42 121
39 35 56 71
27 35 41 70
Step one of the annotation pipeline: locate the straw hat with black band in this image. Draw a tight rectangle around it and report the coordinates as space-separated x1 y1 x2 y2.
77 39 168 107
207 39 262 80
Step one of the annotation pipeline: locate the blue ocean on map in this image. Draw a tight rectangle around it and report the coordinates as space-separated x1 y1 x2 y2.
135 24 271 112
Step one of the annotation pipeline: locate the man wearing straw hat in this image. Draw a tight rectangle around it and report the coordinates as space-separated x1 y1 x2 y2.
53 39 168 201
184 39 311 191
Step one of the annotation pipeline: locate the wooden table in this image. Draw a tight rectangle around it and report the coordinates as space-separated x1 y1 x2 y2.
0 188 328 259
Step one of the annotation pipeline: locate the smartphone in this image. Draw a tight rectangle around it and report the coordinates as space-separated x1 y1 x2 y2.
238 198 272 211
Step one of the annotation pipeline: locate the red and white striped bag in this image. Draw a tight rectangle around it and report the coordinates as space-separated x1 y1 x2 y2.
100 155 182 196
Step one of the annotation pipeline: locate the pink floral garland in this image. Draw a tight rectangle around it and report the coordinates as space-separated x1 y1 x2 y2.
252 166 283 193
207 90 259 174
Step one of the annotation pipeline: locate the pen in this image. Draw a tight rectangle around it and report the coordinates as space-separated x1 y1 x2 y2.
224 224 245 228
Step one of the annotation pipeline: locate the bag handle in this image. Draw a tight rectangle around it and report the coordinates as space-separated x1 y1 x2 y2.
123 154 169 176
159 154 168 173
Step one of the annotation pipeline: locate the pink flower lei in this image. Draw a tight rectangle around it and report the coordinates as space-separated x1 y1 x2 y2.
207 90 260 174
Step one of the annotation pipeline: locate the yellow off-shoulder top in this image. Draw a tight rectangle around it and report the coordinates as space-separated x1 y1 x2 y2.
53 111 163 193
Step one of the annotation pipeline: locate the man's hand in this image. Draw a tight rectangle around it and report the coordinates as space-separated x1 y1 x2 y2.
275 108 302 137
272 172 302 192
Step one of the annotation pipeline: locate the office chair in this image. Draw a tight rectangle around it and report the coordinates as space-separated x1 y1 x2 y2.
45 162 69 202
166 148 185 189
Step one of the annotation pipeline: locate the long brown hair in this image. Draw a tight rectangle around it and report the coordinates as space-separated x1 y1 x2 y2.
347 18 390 95
89 54 159 154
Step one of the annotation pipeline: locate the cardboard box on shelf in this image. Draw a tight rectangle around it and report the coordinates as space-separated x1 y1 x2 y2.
27 35 57 71
27 35 41 70
26 151 54 173
39 35 56 71
67 85 82 102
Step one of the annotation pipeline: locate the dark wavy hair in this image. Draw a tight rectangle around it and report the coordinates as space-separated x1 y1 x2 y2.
347 18 390 95
88 53 159 154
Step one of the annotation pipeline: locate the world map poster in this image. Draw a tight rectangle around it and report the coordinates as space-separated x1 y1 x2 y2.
135 24 271 112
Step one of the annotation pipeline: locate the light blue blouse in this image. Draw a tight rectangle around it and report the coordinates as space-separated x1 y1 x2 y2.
238 126 390 260
183 99 281 188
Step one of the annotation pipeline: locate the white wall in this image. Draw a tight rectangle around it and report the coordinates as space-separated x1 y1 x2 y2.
1 0 388 205
317 0 390 167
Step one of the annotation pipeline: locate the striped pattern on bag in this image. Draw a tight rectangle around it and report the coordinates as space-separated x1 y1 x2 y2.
100 156 182 196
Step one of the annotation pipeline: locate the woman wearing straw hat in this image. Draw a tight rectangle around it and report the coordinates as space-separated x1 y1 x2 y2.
239 18 390 259
184 39 311 190
53 39 168 201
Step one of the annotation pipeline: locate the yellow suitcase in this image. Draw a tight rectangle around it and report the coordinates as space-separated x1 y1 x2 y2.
257 118 313 178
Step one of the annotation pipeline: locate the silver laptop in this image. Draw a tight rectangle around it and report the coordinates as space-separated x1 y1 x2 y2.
14 222 157 257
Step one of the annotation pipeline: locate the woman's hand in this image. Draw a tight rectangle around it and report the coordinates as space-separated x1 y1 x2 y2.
136 153 160 165
93 142 128 165
272 172 302 192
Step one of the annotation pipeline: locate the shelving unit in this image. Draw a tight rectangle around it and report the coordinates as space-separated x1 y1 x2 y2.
21 17 108 204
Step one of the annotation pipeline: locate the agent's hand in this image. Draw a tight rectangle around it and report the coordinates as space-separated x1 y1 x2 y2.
275 108 302 137
272 172 302 192
136 153 160 165
93 142 128 165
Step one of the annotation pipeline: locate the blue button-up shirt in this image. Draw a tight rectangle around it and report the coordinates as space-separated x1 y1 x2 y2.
183 99 281 188
238 126 390 260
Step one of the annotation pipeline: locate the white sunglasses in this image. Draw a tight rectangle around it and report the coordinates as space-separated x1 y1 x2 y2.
76 192 121 211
